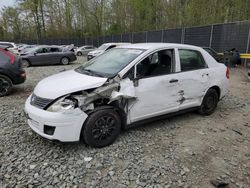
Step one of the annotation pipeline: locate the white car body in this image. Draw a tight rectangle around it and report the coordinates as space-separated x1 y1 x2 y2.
75 45 96 56
24 43 229 142
87 43 130 60
0 41 18 54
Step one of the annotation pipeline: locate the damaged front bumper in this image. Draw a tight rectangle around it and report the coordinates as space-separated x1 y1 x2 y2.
24 95 88 142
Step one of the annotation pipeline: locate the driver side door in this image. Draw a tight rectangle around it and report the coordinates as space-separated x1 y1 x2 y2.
128 49 181 123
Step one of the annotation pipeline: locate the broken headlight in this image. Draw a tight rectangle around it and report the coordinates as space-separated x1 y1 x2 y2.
47 96 78 112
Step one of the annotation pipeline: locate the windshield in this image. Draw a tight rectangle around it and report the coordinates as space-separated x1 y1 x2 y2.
76 48 144 78
25 46 42 53
98 44 109 50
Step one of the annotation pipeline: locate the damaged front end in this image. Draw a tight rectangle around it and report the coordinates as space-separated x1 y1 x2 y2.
49 77 136 124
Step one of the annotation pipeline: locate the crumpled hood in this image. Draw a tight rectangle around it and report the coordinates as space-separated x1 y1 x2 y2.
88 49 104 56
34 70 107 99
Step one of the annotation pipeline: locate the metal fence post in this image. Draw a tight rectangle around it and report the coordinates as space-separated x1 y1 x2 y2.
161 29 164 42
131 33 133 43
181 27 185 44
209 25 214 48
145 31 148 43
244 26 250 67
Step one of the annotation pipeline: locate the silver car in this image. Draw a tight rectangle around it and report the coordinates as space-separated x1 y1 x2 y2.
75 45 96 56
20 45 77 67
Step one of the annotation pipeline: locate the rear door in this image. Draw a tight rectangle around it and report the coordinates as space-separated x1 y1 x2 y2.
47 47 62 64
176 49 210 110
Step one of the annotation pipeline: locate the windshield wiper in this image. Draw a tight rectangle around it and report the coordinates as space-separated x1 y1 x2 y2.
82 69 104 77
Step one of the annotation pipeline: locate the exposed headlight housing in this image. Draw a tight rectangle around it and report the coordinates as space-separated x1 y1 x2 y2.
47 96 78 112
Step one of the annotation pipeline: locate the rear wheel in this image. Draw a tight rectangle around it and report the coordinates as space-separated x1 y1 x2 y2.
61 57 69 65
82 109 121 148
0 75 13 97
198 88 219 115
22 59 30 68
77 52 82 56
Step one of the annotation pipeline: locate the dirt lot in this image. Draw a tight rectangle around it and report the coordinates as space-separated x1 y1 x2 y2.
0 57 249 188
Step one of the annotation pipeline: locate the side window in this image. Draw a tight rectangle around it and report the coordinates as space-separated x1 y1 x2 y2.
36 48 44 53
179 49 207 71
85 46 92 49
136 49 173 78
50 48 61 52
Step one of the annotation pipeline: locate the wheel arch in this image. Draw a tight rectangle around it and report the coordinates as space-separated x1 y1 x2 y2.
208 85 221 99
80 102 127 142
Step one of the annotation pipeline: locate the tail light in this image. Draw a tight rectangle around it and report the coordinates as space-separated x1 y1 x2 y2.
0 49 16 64
226 67 229 79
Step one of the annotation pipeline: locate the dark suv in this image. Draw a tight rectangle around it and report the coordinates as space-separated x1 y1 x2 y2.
0 46 26 96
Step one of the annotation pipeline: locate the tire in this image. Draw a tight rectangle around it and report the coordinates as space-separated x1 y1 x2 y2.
0 75 13 97
198 88 219 115
22 59 30 68
77 52 82 56
82 108 121 148
60 57 70 65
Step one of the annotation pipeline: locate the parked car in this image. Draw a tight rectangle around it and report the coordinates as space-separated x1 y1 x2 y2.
18 44 36 53
24 43 229 147
20 45 77 67
87 43 130 60
248 70 250 79
0 42 18 54
0 46 26 96
76 45 96 56
202 47 224 62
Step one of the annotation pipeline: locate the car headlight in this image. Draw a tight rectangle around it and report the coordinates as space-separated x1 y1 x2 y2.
47 96 78 112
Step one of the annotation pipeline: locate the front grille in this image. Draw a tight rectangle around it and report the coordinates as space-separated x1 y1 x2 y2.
30 94 53 109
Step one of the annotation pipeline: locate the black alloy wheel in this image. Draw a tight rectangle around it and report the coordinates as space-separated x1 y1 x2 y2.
82 109 121 148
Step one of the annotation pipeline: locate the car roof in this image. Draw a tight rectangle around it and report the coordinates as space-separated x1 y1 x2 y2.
117 43 203 51
102 43 131 46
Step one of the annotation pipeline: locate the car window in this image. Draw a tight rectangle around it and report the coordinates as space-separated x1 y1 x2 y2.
179 49 207 71
0 51 8 61
76 48 144 78
50 47 61 52
36 47 48 53
85 46 93 49
204 48 216 57
136 49 174 78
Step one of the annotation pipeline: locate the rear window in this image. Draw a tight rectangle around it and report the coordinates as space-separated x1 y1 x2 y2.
0 49 16 63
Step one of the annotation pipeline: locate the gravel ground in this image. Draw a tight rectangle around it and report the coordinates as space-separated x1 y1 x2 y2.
0 57 250 188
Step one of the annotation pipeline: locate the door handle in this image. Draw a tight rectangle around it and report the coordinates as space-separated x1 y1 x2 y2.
169 79 178 83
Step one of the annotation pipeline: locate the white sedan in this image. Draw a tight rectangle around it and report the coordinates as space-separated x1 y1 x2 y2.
24 43 229 148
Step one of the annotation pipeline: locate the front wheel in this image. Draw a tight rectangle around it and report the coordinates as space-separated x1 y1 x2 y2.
198 88 219 115
77 52 82 56
61 57 69 65
0 75 13 97
82 109 121 148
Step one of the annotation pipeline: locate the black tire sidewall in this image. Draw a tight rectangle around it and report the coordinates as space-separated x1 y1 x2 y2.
199 89 219 115
82 109 121 148
0 75 13 97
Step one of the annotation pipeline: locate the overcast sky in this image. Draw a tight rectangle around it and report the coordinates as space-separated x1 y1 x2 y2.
0 0 15 10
